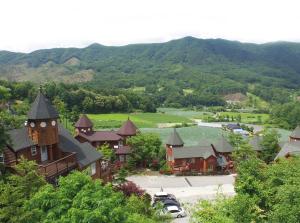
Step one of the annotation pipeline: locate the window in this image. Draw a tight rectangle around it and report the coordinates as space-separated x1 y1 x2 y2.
0 153 4 163
31 146 37 156
40 122 47 128
119 155 125 162
90 162 96 175
118 140 123 147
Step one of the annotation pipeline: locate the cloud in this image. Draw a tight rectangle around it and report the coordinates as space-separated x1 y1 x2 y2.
0 0 299 52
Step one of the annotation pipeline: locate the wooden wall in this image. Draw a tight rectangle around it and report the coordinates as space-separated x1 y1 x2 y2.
28 120 58 146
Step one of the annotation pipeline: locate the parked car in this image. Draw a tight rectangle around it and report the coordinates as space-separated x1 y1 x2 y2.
153 192 177 202
153 198 180 208
161 205 187 218
162 199 180 207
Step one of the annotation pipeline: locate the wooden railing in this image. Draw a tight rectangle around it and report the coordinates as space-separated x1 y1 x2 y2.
39 152 77 179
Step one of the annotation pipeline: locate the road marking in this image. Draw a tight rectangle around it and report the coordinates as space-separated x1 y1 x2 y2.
184 177 192 187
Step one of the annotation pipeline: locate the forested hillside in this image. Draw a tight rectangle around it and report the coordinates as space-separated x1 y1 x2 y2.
1 37 300 105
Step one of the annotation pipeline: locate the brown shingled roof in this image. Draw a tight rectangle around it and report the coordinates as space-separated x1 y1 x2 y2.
117 118 138 136
77 131 122 142
75 114 93 128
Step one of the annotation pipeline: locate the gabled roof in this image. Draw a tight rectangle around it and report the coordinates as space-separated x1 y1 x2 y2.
166 128 184 146
27 91 59 120
75 114 93 128
275 141 300 160
7 127 36 152
249 135 263 151
290 126 300 139
213 136 233 153
58 125 102 168
172 145 216 159
77 131 122 142
117 118 138 136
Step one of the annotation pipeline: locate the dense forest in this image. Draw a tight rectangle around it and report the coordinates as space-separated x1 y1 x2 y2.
1 37 300 106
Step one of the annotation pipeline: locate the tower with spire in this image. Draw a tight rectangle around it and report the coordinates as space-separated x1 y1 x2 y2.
26 89 61 162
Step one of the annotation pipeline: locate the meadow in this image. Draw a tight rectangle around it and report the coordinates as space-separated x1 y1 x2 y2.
87 112 192 129
87 108 290 146
219 112 270 124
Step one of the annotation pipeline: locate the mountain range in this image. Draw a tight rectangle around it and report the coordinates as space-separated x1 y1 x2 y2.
1 36 300 92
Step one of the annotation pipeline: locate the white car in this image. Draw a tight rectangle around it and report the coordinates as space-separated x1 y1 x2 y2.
163 205 187 218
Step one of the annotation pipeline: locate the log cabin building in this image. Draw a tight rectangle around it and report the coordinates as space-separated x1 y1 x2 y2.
74 115 138 164
165 129 235 174
1 91 111 183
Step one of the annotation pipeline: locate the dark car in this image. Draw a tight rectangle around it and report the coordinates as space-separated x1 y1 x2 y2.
162 199 180 207
153 192 177 202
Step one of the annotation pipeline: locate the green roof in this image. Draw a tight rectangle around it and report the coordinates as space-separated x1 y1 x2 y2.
213 136 233 153
166 128 184 146
290 126 300 139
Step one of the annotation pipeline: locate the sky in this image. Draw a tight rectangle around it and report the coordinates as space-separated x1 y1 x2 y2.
0 0 300 53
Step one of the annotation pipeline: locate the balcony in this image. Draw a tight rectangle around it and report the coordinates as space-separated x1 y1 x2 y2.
39 152 77 180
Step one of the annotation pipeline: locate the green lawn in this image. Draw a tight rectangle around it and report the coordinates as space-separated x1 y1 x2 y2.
219 112 270 124
157 107 207 119
87 112 192 129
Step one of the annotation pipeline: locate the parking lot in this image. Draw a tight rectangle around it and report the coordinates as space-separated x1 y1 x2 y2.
127 175 235 223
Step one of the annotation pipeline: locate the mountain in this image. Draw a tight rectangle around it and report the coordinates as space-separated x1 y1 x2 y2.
1 36 300 91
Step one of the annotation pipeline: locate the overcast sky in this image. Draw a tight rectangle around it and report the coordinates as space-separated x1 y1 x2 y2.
1 0 300 53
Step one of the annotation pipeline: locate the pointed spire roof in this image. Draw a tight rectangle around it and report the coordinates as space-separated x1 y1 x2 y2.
117 118 138 136
75 114 93 128
166 128 184 146
290 126 300 139
27 91 59 120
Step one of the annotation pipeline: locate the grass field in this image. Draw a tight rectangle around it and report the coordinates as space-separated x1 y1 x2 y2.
87 112 192 129
219 112 270 124
157 107 207 119
86 108 290 146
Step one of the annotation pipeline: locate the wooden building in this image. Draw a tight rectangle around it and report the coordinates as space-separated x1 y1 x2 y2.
2 91 111 183
166 129 218 174
165 129 238 174
74 116 138 164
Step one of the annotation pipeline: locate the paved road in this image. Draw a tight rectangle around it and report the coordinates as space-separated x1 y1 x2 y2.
127 175 235 223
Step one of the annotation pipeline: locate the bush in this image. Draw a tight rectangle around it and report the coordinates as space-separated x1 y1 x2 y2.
115 181 145 197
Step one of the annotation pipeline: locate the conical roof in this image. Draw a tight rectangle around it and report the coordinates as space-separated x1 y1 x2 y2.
75 114 93 128
27 91 59 120
166 128 184 146
117 118 138 136
290 126 300 139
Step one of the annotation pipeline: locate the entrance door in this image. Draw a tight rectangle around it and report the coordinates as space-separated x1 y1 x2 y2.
41 146 48 162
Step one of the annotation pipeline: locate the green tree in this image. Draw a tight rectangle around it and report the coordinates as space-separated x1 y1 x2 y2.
259 128 280 163
22 171 167 223
0 158 46 223
97 143 116 162
127 133 163 168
